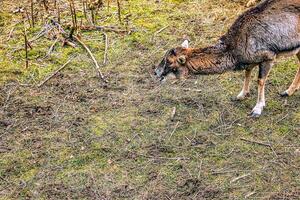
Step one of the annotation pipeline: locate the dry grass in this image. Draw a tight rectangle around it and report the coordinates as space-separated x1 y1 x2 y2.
0 0 299 199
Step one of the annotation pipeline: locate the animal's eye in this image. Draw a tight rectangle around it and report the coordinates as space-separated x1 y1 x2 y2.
172 68 178 73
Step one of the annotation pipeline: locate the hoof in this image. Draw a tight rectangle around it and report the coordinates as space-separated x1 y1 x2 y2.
249 112 261 118
230 96 240 102
280 91 289 97
232 92 250 101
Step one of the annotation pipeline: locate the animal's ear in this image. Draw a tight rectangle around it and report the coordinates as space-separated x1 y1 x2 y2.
181 40 189 48
177 55 186 64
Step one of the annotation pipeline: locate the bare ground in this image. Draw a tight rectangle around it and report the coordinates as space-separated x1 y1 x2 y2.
0 0 299 199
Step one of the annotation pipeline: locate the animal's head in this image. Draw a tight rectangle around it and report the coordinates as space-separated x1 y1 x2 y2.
154 40 191 82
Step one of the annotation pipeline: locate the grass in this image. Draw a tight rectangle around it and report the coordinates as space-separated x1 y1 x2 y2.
0 0 299 199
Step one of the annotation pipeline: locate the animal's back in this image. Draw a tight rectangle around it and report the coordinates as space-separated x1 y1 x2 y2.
223 0 300 63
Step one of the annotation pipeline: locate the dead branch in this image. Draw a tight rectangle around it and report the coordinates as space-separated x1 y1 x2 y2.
37 55 76 87
73 35 107 83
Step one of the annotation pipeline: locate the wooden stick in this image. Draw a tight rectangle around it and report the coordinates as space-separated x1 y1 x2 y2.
73 35 107 83
37 55 76 87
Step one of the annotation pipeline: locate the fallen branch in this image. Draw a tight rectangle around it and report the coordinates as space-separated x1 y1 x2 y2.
73 35 107 83
37 55 76 87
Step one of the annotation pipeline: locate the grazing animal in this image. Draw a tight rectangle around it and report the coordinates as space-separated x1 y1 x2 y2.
154 0 300 117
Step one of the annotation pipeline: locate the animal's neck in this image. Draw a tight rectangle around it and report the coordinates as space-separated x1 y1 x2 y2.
186 47 236 75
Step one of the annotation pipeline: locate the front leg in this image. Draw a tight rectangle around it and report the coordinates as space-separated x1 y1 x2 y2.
250 61 273 117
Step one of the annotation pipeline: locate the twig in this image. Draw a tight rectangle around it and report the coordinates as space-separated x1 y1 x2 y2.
146 155 190 161
240 137 271 148
23 19 29 69
154 25 169 35
37 55 76 87
44 38 58 58
73 35 107 83
245 191 256 198
230 173 251 183
169 121 179 139
117 0 122 23
170 107 176 121
102 32 108 65
7 26 15 41
30 0 34 27
183 88 202 92
70 24 129 34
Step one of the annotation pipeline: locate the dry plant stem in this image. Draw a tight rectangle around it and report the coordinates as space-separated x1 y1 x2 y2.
45 38 59 58
30 0 34 27
82 0 87 20
154 25 169 35
117 0 121 23
107 0 110 11
169 121 179 139
69 0 77 30
57 3 61 24
230 173 251 184
25 9 32 28
73 36 107 83
76 25 128 34
42 0 49 12
7 27 16 41
240 137 271 148
23 19 29 69
37 55 76 87
171 107 176 121
103 32 108 65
